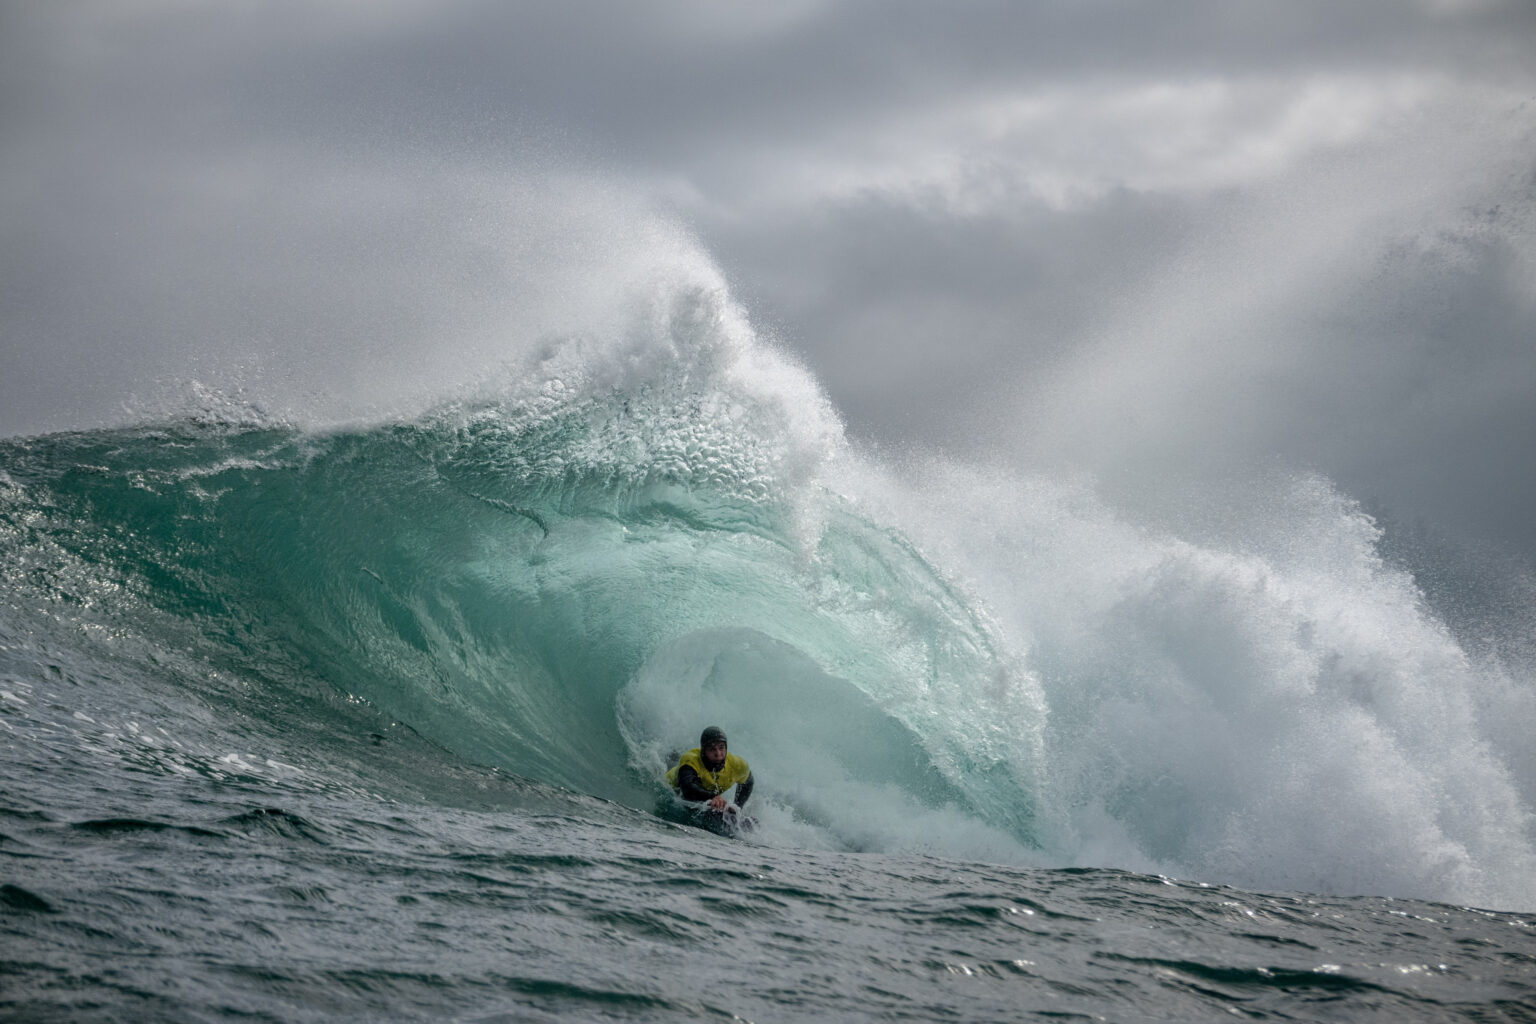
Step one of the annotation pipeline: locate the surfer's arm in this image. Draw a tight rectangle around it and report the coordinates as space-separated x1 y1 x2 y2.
675 765 717 803
733 772 754 809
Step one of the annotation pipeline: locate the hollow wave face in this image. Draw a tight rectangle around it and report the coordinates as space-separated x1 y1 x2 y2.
1 263 1531 909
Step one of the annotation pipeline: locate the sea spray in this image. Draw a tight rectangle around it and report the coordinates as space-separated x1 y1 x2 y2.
858 458 1536 908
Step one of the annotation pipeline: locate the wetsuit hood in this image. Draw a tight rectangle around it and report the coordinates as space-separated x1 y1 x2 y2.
699 725 728 771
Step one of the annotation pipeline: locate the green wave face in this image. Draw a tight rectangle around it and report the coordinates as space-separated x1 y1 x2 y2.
0 327 1041 855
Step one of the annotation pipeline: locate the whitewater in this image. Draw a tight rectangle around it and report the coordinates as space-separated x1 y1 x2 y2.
3 252 1534 1020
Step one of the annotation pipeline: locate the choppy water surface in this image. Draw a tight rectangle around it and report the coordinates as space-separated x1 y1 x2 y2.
4 748 1533 1022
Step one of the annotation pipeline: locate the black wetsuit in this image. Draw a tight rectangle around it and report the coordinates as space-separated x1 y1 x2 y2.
676 764 754 808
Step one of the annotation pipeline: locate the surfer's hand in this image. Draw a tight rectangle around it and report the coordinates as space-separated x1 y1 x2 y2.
708 795 728 811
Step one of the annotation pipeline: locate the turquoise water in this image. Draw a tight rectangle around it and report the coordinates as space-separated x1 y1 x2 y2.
2 285 1534 1019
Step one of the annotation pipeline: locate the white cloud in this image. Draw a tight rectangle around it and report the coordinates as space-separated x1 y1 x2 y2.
681 72 1512 222
3 0 1535 555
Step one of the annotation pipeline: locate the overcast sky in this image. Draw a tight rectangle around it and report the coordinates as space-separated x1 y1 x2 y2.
3 0 1535 555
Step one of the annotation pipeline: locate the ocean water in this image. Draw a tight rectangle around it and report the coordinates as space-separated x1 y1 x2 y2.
3 281 1534 1021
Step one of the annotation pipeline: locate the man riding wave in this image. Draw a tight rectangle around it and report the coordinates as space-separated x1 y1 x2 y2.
667 725 754 819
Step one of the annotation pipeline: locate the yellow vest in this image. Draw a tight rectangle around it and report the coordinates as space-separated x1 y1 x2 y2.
666 748 751 796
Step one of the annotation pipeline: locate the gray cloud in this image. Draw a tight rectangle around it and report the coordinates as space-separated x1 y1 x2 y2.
3 0 1535 558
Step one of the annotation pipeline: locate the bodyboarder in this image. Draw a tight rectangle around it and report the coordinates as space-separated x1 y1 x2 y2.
666 726 754 828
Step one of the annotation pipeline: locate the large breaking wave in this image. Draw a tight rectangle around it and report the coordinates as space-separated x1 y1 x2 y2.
1 264 1532 911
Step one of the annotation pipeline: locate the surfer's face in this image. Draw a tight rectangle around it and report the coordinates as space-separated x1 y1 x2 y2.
703 738 727 770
